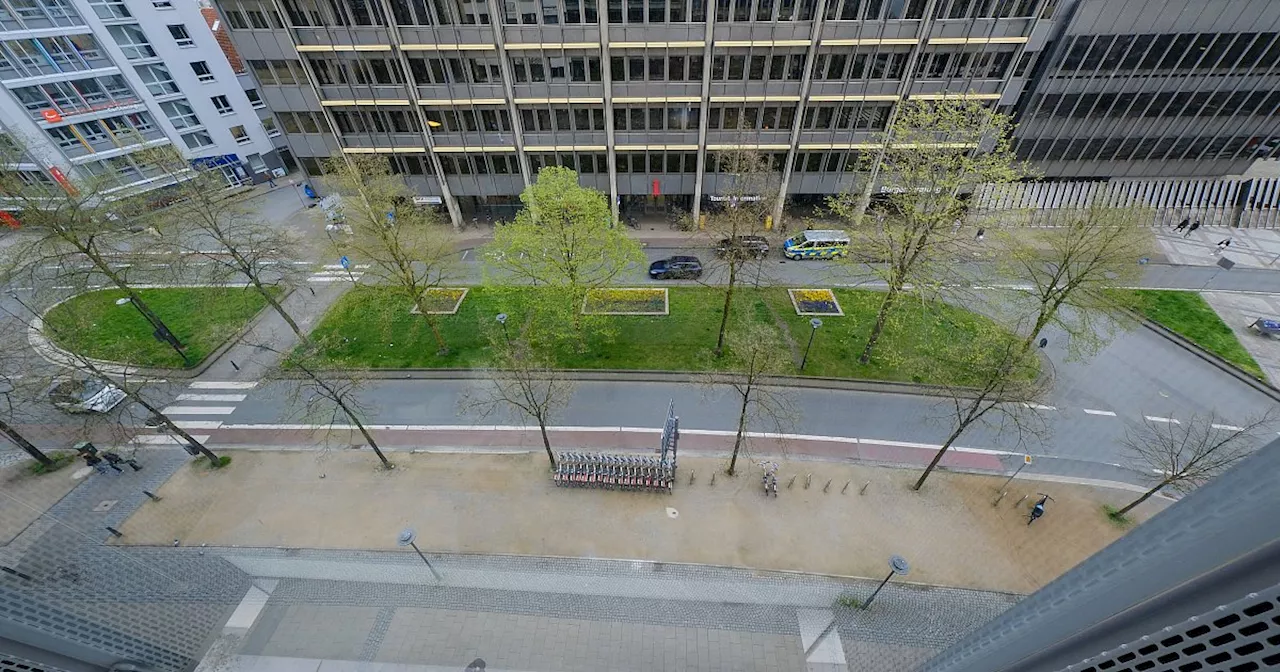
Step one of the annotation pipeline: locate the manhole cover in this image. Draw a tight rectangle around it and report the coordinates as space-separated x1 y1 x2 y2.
93 500 118 512
666 507 679 519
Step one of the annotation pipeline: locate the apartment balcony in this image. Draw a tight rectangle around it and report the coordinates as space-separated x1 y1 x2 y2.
24 96 145 124
60 129 167 160
0 14 85 34
318 84 412 102
0 59 117 85
340 133 426 150
521 132 607 149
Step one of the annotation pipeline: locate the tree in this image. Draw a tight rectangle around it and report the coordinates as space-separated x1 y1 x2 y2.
697 322 797 476
461 330 575 469
828 99 1026 364
700 148 779 356
913 322 1049 491
483 167 645 337
0 137 190 362
129 146 310 339
999 204 1152 359
0 367 51 467
260 337 393 470
322 155 458 354
1115 411 1276 517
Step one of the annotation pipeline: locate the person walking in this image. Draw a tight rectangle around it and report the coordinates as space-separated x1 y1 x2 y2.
1184 220 1201 237
1213 238 1232 255
1173 217 1190 233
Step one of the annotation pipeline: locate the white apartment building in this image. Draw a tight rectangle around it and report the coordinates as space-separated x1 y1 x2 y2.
0 0 284 196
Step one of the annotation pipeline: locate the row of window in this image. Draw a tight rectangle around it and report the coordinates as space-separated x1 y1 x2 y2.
1030 91 1280 120
45 113 157 151
259 0 1045 29
0 34 105 78
12 75 136 118
1015 135 1272 163
1058 32 1280 74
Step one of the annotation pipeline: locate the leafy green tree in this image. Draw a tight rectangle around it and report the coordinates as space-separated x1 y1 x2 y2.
828 99 1026 364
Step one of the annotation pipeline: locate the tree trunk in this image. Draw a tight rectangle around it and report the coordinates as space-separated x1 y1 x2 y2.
413 299 448 355
914 424 966 491
729 386 751 475
136 396 220 465
715 274 735 357
0 419 51 466
859 285 900 364
78 244 186 350
1116 482 1167 517
342 399 393 470
537 416 556 468
255 277 305 339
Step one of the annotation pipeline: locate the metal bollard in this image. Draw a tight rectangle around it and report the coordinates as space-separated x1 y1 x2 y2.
1014 494 1028 509
992 490 1007 507
230 360 240 371
788 475 797 489
105 527 123 538
143 490 162 502
860 480 870 495
841 481 850 494
689 470 696 485
805 474 812 489
709 472 716 486
823 479 832 493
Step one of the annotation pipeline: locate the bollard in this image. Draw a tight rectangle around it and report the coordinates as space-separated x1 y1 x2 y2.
823 479 832 493
230 360 240 371
841 481 850 494
142 490 162 502
788 475 797 489
106 527 123 538
1014 494 1028 509
309 286 316 296
805 474 812 489
860 480 870 495
992 490 1007 507
710 472 716 486
689 470 696 485
2 566 33 580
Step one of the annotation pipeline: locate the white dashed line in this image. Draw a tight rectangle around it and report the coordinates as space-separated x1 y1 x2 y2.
175 393 247 402
132 434 211 445
1211 423 1244 431
1145 416 1181 424
1083 409 1117 416
189 381 258 389
1022 403 1057 411
161 406 237 415
173 420 224 429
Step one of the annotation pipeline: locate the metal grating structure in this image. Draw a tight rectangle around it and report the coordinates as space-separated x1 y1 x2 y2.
1063 582 1280 672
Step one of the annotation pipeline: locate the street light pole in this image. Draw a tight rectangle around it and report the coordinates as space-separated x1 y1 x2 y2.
863 554 910 610
496 313 510 344
397 528 441 582
1000 455 1033 492
800 318 822 371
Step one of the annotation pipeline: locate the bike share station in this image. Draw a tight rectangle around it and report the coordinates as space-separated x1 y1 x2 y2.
553 401 679 493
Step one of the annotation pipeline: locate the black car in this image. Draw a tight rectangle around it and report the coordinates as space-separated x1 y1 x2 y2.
648 256 703 280
715 235 770 260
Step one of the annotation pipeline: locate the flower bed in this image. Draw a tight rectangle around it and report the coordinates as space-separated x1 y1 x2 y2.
788 288 844 316
409 288 469 315
583 288 669 315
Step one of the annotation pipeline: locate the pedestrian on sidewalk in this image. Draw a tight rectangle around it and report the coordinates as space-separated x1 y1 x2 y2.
82 452 110 475
1184 220 1201 237
975 227 986 242
102 451 141 472
1213 238 1232 255
1173 217 1190 233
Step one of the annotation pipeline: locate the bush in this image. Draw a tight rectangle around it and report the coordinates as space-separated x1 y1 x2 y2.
204 455 233 469
1103 504 1132 527
28 451 76 475
834 594 863 609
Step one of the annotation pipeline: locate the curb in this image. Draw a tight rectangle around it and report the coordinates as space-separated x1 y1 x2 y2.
1134 314 1280 402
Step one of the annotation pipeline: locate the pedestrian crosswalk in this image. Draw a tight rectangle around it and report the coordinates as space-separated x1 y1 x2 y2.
132 380 257 445
307 264 369 283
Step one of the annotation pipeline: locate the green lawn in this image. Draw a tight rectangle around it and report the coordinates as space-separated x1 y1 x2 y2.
44 287 278 368
1126 289 1265 379
309 285 1025 386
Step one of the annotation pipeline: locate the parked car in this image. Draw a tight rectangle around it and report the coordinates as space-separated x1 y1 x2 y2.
47 378 127 414
648 256 704 280
715 235 770 260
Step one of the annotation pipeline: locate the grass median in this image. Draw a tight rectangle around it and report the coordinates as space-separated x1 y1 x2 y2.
309 285 1025 386
1124 289 1264 379
44 287 278 369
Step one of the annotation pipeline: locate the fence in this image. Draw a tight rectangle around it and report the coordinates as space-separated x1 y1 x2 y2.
971 176 1280 228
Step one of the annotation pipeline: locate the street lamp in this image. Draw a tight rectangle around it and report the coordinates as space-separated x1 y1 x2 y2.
396 528 442 582
800 318 822 371
496 313 510 344
862 554 910 610
115 297 190 365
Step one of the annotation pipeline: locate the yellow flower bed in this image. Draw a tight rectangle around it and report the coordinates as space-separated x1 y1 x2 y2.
583 288 668 315
795 289 836 303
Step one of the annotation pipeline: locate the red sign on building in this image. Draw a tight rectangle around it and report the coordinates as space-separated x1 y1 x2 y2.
48 167 78 196
652 179 660 196
41 109 62 123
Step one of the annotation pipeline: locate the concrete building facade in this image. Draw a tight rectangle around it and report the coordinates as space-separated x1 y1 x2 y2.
207 0 1280 227
0 0 284 198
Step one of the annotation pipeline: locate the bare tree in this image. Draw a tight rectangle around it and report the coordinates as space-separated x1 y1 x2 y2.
1115 411 1276 517
461 331 575 469
999 204 1152 358
697 322 797 476
699 147 779 356
914 321 1050 491
827 100 1026 364
322 155 458 354
257 337 393 470
0 371 51 467
131 146 311 339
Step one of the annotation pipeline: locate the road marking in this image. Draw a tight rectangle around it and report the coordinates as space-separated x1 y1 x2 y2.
1211 423 1244 431
189 381 258 389
308 276 362 282
174 420 224 429
321 264 370 270
132 434 211 445
1022 403 1057 411
175 393 247 402
1145 416 1181 424
161 406 237 415
1083 409 1117 416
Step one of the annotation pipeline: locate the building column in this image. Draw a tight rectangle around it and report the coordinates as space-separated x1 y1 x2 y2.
598 6 620 223
691 8 717 225
486 0 533 187
772 0 829 230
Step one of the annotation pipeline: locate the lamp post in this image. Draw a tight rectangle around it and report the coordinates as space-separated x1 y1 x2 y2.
1000 455 1033 492
863 554 910 610
800 318 822 371
396 528 441 582
496 313 510 344
115 297 190 365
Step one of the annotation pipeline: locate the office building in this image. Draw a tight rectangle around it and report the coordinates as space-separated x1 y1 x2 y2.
210 0 1280 228
0 0 284 199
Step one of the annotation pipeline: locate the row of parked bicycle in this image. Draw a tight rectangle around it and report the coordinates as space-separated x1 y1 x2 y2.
553 452 677 492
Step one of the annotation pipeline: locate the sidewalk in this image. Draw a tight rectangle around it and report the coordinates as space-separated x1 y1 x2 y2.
1153 225 1280 269
114 449 1164 595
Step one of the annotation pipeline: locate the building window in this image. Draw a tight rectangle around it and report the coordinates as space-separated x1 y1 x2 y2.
107 24 156 60
245 88 265 108
161 99 200 129
168 24 194 47
230 125 251 144
152 0 174 8
191 61 214 82
135 64 179 96
211 95 233 115
225 9 249 29
261 117 281 137
87 0 131 20
182 131 214 148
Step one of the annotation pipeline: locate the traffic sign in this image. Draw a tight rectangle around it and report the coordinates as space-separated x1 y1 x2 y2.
339 255 350 269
